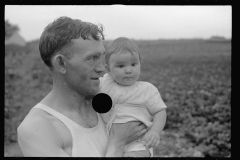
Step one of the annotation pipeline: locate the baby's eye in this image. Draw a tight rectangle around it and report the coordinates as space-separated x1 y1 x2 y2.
118 65 124 68
132 63 137 66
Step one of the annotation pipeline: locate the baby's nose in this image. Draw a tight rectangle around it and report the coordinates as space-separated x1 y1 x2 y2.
125 68 132 74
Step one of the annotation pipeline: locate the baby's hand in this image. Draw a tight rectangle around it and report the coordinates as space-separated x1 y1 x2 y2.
142 130 160 148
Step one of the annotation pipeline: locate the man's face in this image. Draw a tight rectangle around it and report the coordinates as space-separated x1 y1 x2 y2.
108 51 141 86
64 37 105 99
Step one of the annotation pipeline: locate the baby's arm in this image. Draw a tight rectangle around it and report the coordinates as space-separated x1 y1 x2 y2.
151 109 167 135
122 110 167 157
143 109 167 148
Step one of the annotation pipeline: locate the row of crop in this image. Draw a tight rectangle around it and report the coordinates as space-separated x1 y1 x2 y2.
140 58 231 157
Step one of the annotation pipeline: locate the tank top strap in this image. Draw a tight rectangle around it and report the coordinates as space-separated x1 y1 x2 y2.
33 103 101 132
33 103 108 157
32 103 76 135
34 103 70 122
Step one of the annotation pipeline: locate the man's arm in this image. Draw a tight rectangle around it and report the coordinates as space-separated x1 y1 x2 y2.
17 116 70 157
104 121 147 157
105 137 125 157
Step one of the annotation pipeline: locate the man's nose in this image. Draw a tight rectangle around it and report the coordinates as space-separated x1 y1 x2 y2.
95 60 105 74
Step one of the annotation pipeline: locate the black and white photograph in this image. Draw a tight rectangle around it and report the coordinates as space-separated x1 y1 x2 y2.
5 5 231 157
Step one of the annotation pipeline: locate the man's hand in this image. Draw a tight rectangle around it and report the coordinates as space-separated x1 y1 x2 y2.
142 130 160 148
105 121 147 157
110 121 148 145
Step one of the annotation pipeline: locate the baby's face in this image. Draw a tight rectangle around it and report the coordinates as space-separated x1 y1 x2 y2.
108 51 141 86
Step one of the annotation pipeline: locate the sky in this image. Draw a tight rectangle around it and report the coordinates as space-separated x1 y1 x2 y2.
5 5 232 42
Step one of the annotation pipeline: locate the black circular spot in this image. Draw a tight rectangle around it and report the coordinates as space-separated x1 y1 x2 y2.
92 93 112 113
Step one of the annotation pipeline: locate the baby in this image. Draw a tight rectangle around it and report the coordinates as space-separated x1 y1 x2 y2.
99 37 167 157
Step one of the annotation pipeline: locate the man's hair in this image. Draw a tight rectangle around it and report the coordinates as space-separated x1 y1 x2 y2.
39 16 104 69
104 37 141 66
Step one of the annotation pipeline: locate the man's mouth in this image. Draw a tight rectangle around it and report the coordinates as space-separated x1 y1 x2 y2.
91 78 99 80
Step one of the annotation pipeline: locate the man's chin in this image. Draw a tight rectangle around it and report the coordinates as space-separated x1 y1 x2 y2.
85 95 95 101
85 90 99 100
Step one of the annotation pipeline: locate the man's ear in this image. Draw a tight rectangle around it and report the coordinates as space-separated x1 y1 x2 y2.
52 54 67 74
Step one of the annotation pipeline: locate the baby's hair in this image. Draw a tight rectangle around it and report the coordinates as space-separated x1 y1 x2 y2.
104 37 142 66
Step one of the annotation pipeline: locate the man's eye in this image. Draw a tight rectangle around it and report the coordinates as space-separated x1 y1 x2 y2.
93 55 99 60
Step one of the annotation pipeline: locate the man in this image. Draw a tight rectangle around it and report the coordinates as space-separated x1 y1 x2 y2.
17 16 147 157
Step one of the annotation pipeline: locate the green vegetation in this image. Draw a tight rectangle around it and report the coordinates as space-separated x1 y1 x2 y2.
5 39 231 157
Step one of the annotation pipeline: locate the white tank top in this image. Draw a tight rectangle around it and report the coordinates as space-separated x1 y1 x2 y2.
33 103 108 157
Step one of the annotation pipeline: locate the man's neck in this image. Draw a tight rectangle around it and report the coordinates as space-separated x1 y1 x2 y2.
41 81 94 117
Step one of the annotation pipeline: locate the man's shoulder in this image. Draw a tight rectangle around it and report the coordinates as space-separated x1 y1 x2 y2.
17 108 55 135
17 107 70 156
